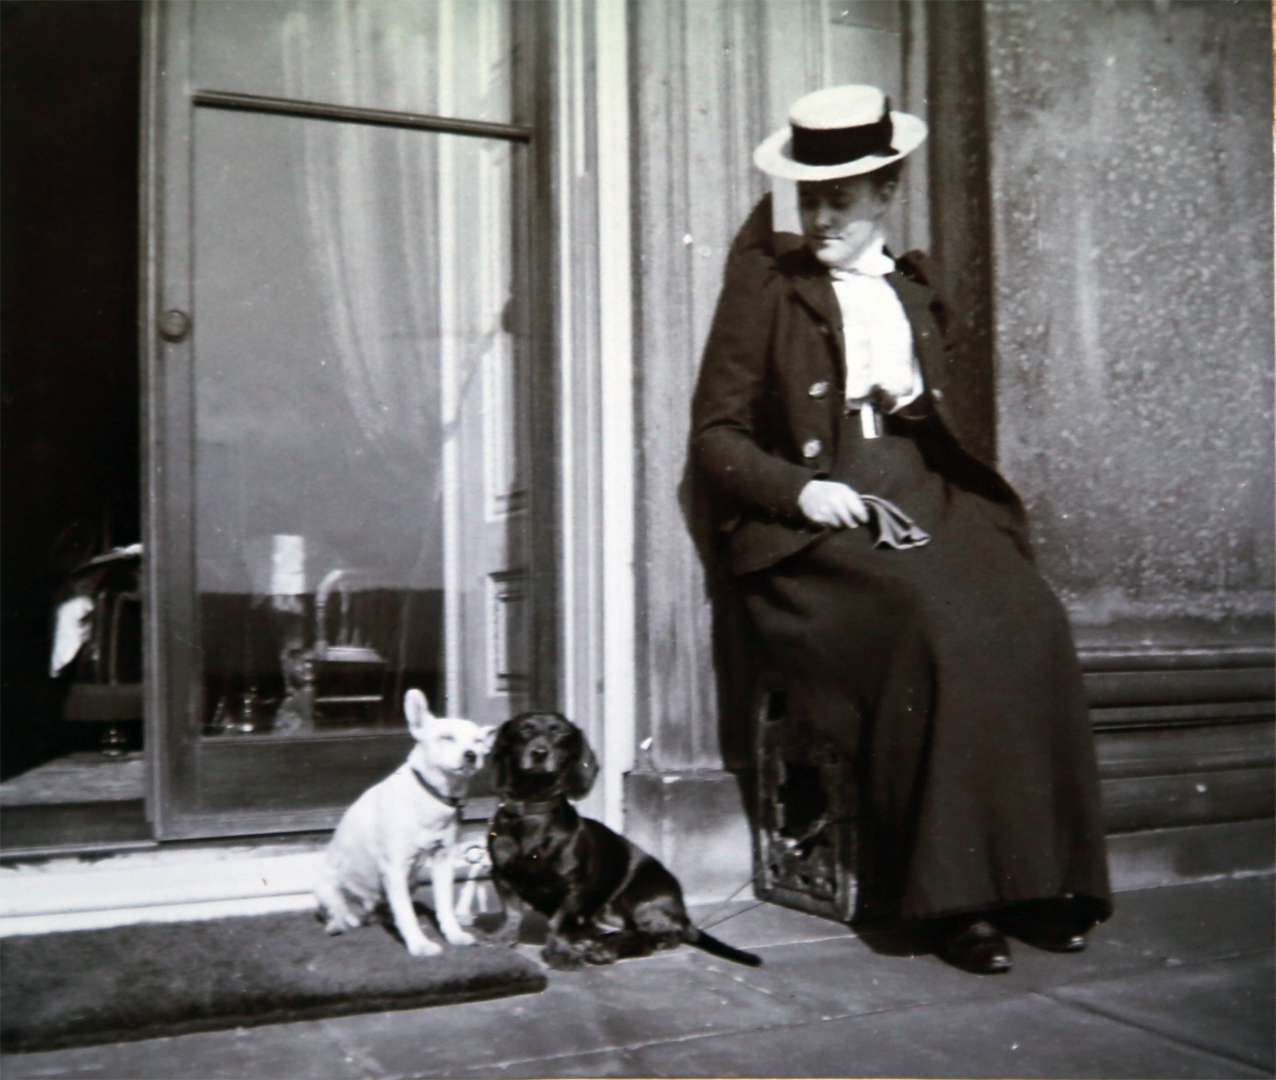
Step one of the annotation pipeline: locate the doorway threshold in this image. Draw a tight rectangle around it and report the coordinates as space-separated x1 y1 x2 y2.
0 832 329 937
0 800 155 860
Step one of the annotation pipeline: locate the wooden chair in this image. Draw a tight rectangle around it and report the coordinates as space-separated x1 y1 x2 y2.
753 683 858 923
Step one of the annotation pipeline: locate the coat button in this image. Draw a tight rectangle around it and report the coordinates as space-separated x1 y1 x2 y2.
802 438 822 459
932 388 944 402
808 381 829 399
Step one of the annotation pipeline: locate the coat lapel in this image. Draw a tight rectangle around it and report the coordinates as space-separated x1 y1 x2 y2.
781 246 845 385
789 271 842 330
777 238 842 331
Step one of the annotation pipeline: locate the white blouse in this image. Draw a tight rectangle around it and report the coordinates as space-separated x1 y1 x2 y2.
828 238 922 437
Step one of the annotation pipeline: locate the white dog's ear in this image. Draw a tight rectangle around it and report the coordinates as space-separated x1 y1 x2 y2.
404 688 433 735
481 725 497 750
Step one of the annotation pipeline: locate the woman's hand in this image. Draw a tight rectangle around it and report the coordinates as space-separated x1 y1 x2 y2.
798 480 870 529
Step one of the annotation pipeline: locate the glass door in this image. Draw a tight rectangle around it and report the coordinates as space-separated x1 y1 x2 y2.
144 1 548 838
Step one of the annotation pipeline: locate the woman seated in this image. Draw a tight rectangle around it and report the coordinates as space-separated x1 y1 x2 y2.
691 85 1111 974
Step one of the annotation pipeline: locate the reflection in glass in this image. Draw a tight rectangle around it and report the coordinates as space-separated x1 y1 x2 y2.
193 107 521 737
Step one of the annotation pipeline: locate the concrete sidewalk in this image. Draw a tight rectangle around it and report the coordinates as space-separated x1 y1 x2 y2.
4 874 1272 1079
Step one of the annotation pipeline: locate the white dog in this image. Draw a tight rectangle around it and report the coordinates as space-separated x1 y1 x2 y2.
314 689 494 956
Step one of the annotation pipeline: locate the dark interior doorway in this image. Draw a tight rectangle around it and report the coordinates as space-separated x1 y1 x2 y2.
1 0 143 783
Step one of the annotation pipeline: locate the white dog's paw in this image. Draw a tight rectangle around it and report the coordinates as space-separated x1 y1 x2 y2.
320 910 361 935
444 928 477 946
406 936 443 957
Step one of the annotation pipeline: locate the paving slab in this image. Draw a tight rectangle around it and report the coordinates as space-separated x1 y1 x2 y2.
686 899 855 949
689 875 1275 993
988 906 1188 991
1100 876 1275 964
686 923 1162 1022
2 875 1271 1080
689 935 1014 1019
623 992 1273 1079
0 1019 365 1080
317 947 812 1078
1051 952 1275 1075
451 1047 647 1078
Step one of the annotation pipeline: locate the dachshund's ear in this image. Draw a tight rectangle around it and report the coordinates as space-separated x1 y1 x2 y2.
564 728 599 800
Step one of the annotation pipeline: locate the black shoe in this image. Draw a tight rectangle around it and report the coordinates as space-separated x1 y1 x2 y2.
933 917 1012 975
1000 914 1092 954
997 907 1091 953
1027 927 1087 953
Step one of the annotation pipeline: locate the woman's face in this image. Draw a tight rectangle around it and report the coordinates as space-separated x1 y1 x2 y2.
798 176 896 268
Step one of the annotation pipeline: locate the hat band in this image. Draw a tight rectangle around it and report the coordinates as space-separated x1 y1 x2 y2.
790 100 896 167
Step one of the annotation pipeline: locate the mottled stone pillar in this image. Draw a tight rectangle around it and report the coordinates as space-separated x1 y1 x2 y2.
985 0 1273 637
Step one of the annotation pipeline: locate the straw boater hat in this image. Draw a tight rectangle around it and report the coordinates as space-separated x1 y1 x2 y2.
753 84 927 181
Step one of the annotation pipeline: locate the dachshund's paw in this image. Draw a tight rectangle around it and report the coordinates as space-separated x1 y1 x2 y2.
480 914 522 947
487 930 521 948
581 939 620 965
542 940 588 971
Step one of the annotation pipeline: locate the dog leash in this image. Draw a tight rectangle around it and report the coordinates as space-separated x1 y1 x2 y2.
409 766 464 812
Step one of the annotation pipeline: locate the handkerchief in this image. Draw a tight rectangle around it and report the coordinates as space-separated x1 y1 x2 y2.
860 494 930 550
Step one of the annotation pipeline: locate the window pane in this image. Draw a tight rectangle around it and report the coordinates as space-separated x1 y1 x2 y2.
192 107 518 736
193 0 513 125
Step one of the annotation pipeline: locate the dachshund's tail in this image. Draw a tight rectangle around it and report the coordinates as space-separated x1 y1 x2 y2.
686 926 762 967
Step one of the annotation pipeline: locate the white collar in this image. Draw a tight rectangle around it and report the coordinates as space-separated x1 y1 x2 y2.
829 237 895 279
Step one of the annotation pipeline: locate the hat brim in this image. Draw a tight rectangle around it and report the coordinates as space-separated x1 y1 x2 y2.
753 111 927 180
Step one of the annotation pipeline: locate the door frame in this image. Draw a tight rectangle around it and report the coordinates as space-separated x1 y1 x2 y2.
546 0 637 832
140 0 559 840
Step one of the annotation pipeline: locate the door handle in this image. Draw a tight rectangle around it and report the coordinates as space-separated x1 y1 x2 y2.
158 308 191 343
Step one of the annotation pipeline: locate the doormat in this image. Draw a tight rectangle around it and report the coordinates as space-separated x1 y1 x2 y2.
1 910 546 1053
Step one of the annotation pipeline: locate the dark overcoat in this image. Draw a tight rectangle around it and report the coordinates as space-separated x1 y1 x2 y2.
689 197 1113 924
691 195 1027 576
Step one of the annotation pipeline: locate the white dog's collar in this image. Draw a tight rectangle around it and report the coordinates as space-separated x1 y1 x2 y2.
410 766 464 810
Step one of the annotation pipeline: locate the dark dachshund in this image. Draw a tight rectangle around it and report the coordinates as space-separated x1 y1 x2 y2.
486 712 762 970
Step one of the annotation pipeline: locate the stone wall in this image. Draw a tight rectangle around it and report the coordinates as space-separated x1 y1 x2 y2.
985 0 1274 635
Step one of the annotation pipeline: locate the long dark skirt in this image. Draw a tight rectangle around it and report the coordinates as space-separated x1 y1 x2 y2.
742 414 1112 924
